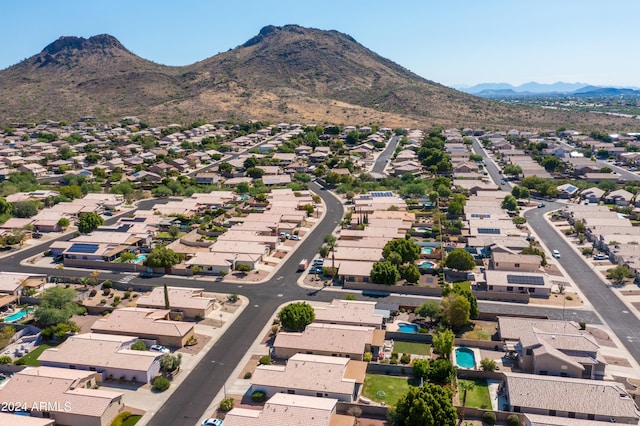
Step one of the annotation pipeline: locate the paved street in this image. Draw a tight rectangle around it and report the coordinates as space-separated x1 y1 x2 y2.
371 135 399 174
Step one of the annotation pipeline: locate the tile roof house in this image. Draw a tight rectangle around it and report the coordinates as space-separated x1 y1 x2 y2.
273 323 385 361
505 372 640 423
0 413 54 426
135 286 215 319
498 317 605 379
313 299 386 329
489 252 542 273
222 393 354 426
38 333 162 383
91 307 195 347
479 270 552 298
0 366 124 426
250 353 367 402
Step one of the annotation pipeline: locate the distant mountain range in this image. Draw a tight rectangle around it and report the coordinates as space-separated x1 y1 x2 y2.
458 82 640 97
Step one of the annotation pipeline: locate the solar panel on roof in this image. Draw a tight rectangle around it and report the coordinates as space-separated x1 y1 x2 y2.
506 274 544 286
67 243 100 254
477 228 500 235
565 185 577 192
370 191 393 197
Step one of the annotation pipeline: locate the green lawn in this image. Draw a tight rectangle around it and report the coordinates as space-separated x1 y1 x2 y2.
458 378 491 409
16 342 59 366
122 415 142 425
155 232 185 239
362 374 421 406
392 341 431 356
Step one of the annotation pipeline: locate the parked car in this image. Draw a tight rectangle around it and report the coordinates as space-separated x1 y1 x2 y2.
594 254 608 260
552 249 561 259
313 258 325 265
202 419 223 426
150 344 170 354
139 271 154 278
537 203 545 208
103 211 113 216
289 235 300 240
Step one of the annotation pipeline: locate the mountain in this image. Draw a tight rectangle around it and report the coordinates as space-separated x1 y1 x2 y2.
461 81 589 95
0 26 637 129
573 86 640 96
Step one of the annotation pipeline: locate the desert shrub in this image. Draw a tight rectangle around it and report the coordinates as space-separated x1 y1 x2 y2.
259 355 272 365
244 372 252 379
235 264 251 272
131 341 147 351
219 397 234 412
110 411 132 426
152 376 170 392
363 352 373 362
400 353 411 364
507 414 520 426
251 390 267 402
0 355 12 364
483 411 497 425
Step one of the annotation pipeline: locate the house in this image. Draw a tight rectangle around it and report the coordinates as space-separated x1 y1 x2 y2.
91 307 196 347
19 163 47 177
489 252 541 272
505 372 640 424
0 413 54 426
604 189 634 206
0 366 124 426
222 393 353 426
0 272 46 309
135 286 215 319
273 323 385 360
313 299 386 329
581 187 605 204
337 260 375 283
185 252 235 275
498 317 605 379
479 270 552 297
250 353 366 402
38 333 162 383
556 183 580 199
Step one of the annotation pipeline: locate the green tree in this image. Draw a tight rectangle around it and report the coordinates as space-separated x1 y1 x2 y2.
441 294 470 329
412 358 430 381
429 358 456 385
385 251 403 266
78 212 104 233
390 383 457 426
382 239 421 263
501 195 518 211
11 201 39 218
370 261 400 285
432 329 455 359
131 341 147 351
278 302 315 331
480 357 497 372
245 167 264 179
60 185 83 199
541 156 562 172
236 181 250 194
163 283 170 309
243 156 258 169
608 265 631 283
511 185 530 200
57 217 70 229
111 181 134 196
444 248 475 271
160 353 182 373
34 287 84 327
521 246 547 266
218 162 233 175
400 263 420 284
144 245 183 268
502 164 522 177
416 300 440 322
119 251 137 263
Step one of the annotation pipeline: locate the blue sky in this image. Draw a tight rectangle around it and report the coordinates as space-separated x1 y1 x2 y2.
2 0 638 88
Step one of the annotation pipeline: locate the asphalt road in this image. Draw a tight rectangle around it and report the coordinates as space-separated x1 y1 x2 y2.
525 205 640 363
371 135 399 175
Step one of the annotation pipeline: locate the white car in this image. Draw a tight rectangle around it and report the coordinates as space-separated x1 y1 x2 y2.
593 254 608 260
202 419 223 426
150 344 170 354
552 250 561 259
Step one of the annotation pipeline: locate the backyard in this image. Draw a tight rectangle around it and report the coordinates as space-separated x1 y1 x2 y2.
15 342 59 366
362 374 421 406
392 341 431 356
457 378 491 409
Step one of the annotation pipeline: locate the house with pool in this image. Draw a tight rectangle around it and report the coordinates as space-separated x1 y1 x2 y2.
312 299 387 329
497 317 606 379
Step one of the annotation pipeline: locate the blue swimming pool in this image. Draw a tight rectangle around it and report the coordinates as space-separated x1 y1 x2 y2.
455 347 476 369
134 254 147 263
397 323 419 333
418 261 436 270
421 247 433 255
5 308 32 323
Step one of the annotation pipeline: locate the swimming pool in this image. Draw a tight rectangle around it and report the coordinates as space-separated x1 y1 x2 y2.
421 247 433 255
455 347 476 369
5 308 32 323
134 254 147 263
418 261 436 270
397 323 419 333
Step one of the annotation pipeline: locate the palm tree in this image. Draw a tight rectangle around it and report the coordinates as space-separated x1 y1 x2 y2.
79 277 90 289
17 278 27 305
459 380 475 423
55 264 65 285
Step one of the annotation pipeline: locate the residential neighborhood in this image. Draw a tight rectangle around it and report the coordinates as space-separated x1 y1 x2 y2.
0 118 639 426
